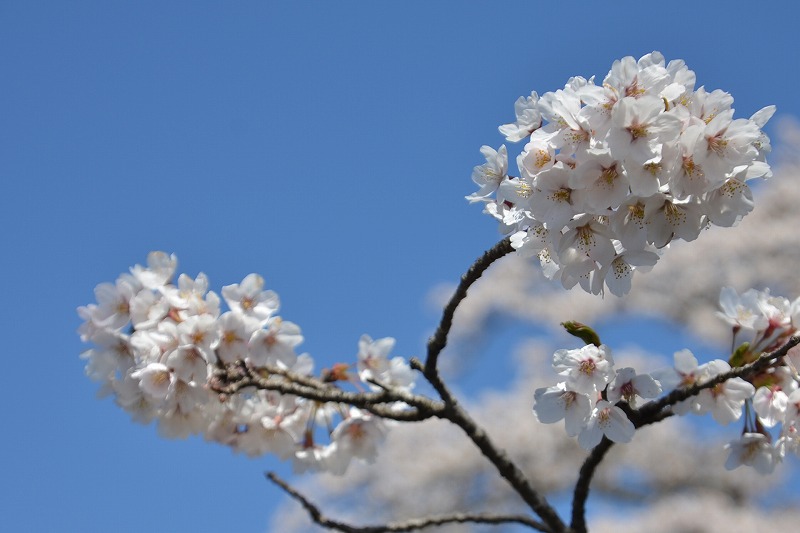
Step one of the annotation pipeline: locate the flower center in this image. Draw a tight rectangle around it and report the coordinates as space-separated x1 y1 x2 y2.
550 187 572 204
599 165 619 186
579 359 597 375
627 121 649 139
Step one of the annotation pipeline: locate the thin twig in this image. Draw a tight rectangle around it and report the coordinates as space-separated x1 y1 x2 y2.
412 237 566 532
267 471 549 532
410 359 566 533
211 363 445 422
634 335 800 425
424 237 513 377
570 438 614 533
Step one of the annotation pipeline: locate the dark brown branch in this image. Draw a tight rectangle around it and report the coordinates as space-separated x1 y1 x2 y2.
633 335 800 426
211 363 444 422
424 237 513 377
409 238 566 533
266 471 549 532
409 359 566 533
567 336 800 532
570 438 614 533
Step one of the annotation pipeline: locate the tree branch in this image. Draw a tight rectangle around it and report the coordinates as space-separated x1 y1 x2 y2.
567 336 800 532
410 359 567 533
570 438 614 533
267 471 549 532
424 237 513 377
211 362 445 423
219 238 564 531
633 335 800 426
409 238 567 532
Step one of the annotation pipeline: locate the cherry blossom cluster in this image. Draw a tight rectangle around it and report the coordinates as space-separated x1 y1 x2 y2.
711 287 800 473
469 52 775 296
77 252 415 475
533 342 662 450
534 287 800 473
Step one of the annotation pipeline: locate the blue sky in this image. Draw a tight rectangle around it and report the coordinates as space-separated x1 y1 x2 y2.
2 2 799 532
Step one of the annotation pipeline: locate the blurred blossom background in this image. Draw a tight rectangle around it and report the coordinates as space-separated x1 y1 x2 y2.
4 1 800 531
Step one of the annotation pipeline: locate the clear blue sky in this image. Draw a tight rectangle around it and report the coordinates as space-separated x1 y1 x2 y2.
2 2 799 531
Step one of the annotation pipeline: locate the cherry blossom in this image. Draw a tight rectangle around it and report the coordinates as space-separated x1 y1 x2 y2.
552 343 615 395
469 52 774 295
724 433 777 474
499 91 542 142
222 273 280 322
694 360 754 425
577 400 636 450
753 386 789 427
606 367 662 406
533 383 592 437
466 145 508 202
78 253 417 474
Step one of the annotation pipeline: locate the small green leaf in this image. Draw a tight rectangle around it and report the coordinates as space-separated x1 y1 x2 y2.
729 342 751 368
561 321 601 347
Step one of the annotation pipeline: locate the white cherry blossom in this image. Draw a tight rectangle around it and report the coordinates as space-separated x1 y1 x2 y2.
331 409 387 466
248 317 303 368
533 383 592 437
469 52 773 295
607 367 662 406
694 360 754 425
467 145 508 201
222 273 280 322
724 433 777 474
552 343 615 395
90 274 140 330
499 92 542 142
78 253 417 474
606 95 681 164
577 400 636 450
130 251 177 290
753 386 789 428
716 286 769 333
132 362 175 404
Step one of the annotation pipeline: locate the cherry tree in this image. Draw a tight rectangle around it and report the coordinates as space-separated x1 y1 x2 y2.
77 52 800 532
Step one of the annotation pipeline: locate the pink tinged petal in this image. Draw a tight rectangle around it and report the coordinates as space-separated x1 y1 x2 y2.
129 290 169 330
784 389 800 426
753 387 789 427
166 346 210 383
608 368 661 403
674 349 699 376
607 367 637 403
553 344 615 395
357 335 396 383
578 401 635 449
529 166 579 228
609 96 677 163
